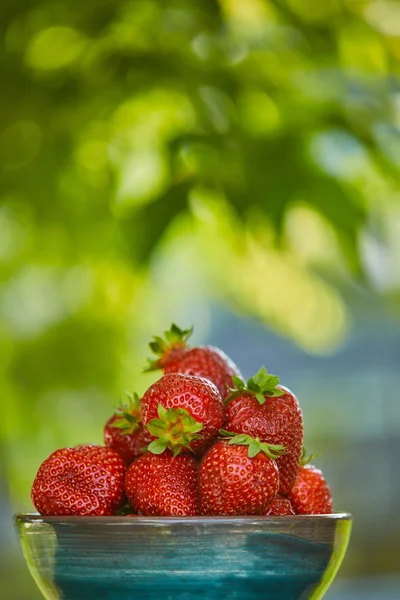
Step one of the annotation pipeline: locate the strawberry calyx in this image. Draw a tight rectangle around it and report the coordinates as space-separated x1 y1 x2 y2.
300 446 320 466
146 403 203 457
110 392 141 435
224 366 284 405
219 429 286 459
144 323 193 372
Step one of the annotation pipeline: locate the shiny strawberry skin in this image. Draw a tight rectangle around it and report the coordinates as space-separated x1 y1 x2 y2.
262 494 295 516
31 446 126 516
224 385 303 496
125 451 199 516
289 464 333 515
198 440 279 515
163 346 242 399
104 415 151 465
141 373 225 451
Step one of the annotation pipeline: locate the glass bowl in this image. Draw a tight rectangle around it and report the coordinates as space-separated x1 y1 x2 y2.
15 513 351 600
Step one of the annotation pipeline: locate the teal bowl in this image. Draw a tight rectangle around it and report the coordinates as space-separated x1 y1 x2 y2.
15 513 351 600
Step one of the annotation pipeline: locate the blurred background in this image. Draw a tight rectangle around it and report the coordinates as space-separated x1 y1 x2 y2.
1 0 399 598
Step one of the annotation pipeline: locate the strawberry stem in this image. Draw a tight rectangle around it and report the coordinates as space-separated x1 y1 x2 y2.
146 404 203 456
143 323 193 372
219 429 286 459
225 367 284 405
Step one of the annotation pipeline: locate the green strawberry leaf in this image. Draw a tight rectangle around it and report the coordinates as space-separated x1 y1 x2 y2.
165 323 193 345
144 324 193 372
112 418 133 431
219 429 235 437
225 367 284 405
157 403 168 421
301 446 320 466
255 392 266 405
146 418 168 437
232 376 245 390
146 403 203 455
220 429 286 460
148 437 169 454
110 391 142 434
248 438 261 458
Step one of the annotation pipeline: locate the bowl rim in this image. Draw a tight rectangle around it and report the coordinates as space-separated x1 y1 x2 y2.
14 512 352 526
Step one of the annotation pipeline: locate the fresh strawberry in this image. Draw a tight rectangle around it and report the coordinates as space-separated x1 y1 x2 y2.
31 445 126 516
289 463 333 515
141 373 225 455
145 324 242 399
104 392 151 464
224 367 303 496
125 450 198 516
262 495 295 516
198 432 282 515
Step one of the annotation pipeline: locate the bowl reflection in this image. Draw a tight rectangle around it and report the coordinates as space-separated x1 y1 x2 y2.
15 513 352 600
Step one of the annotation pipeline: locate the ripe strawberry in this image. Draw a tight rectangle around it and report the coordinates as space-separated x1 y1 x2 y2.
224 367 303 496
289 464 333 515
262 495 295 516
198 432 282 515
125 450 198 516
145 324 242 399
31 445 126 516
104 392 151 464
141 373 225 455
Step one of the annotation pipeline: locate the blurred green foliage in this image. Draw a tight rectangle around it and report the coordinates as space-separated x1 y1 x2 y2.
1 0 399 508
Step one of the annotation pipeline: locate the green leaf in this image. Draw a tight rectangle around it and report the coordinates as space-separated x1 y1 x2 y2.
148 437 169 454
165 323 193 344
260 442 286 459
143 358 162 373
111 419 132 431
220 429 286 460
172 444 183 457
270 388 285 397
232 376 245 390
246 377 260 393
248 438 261 458
255 392 266 405
219 429 235 437
145 323 193 366
146 418 167 437
145 404 203 453
228 434 248 445
182 416 203 433
157 403 168 420
301 446 320 466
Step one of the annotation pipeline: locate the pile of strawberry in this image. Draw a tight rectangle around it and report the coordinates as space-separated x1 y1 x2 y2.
31 325 333 517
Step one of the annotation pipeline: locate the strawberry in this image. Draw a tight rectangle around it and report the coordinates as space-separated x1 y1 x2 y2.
289 463 333 515
224 367 303 496
198 432 282 515
141 373 225 455
104 392 151 464
125 450 198 516
262 495 295 516
145 324 242 399
31 445 126 516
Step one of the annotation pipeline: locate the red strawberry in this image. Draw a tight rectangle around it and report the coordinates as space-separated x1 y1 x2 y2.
289 464 333 515
262 495 295 516
198 433 282 515
125 450 198 516
104 392 151 464
224 367 303 496
141 373 225 455
31 445 126 516
145 324 242 399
